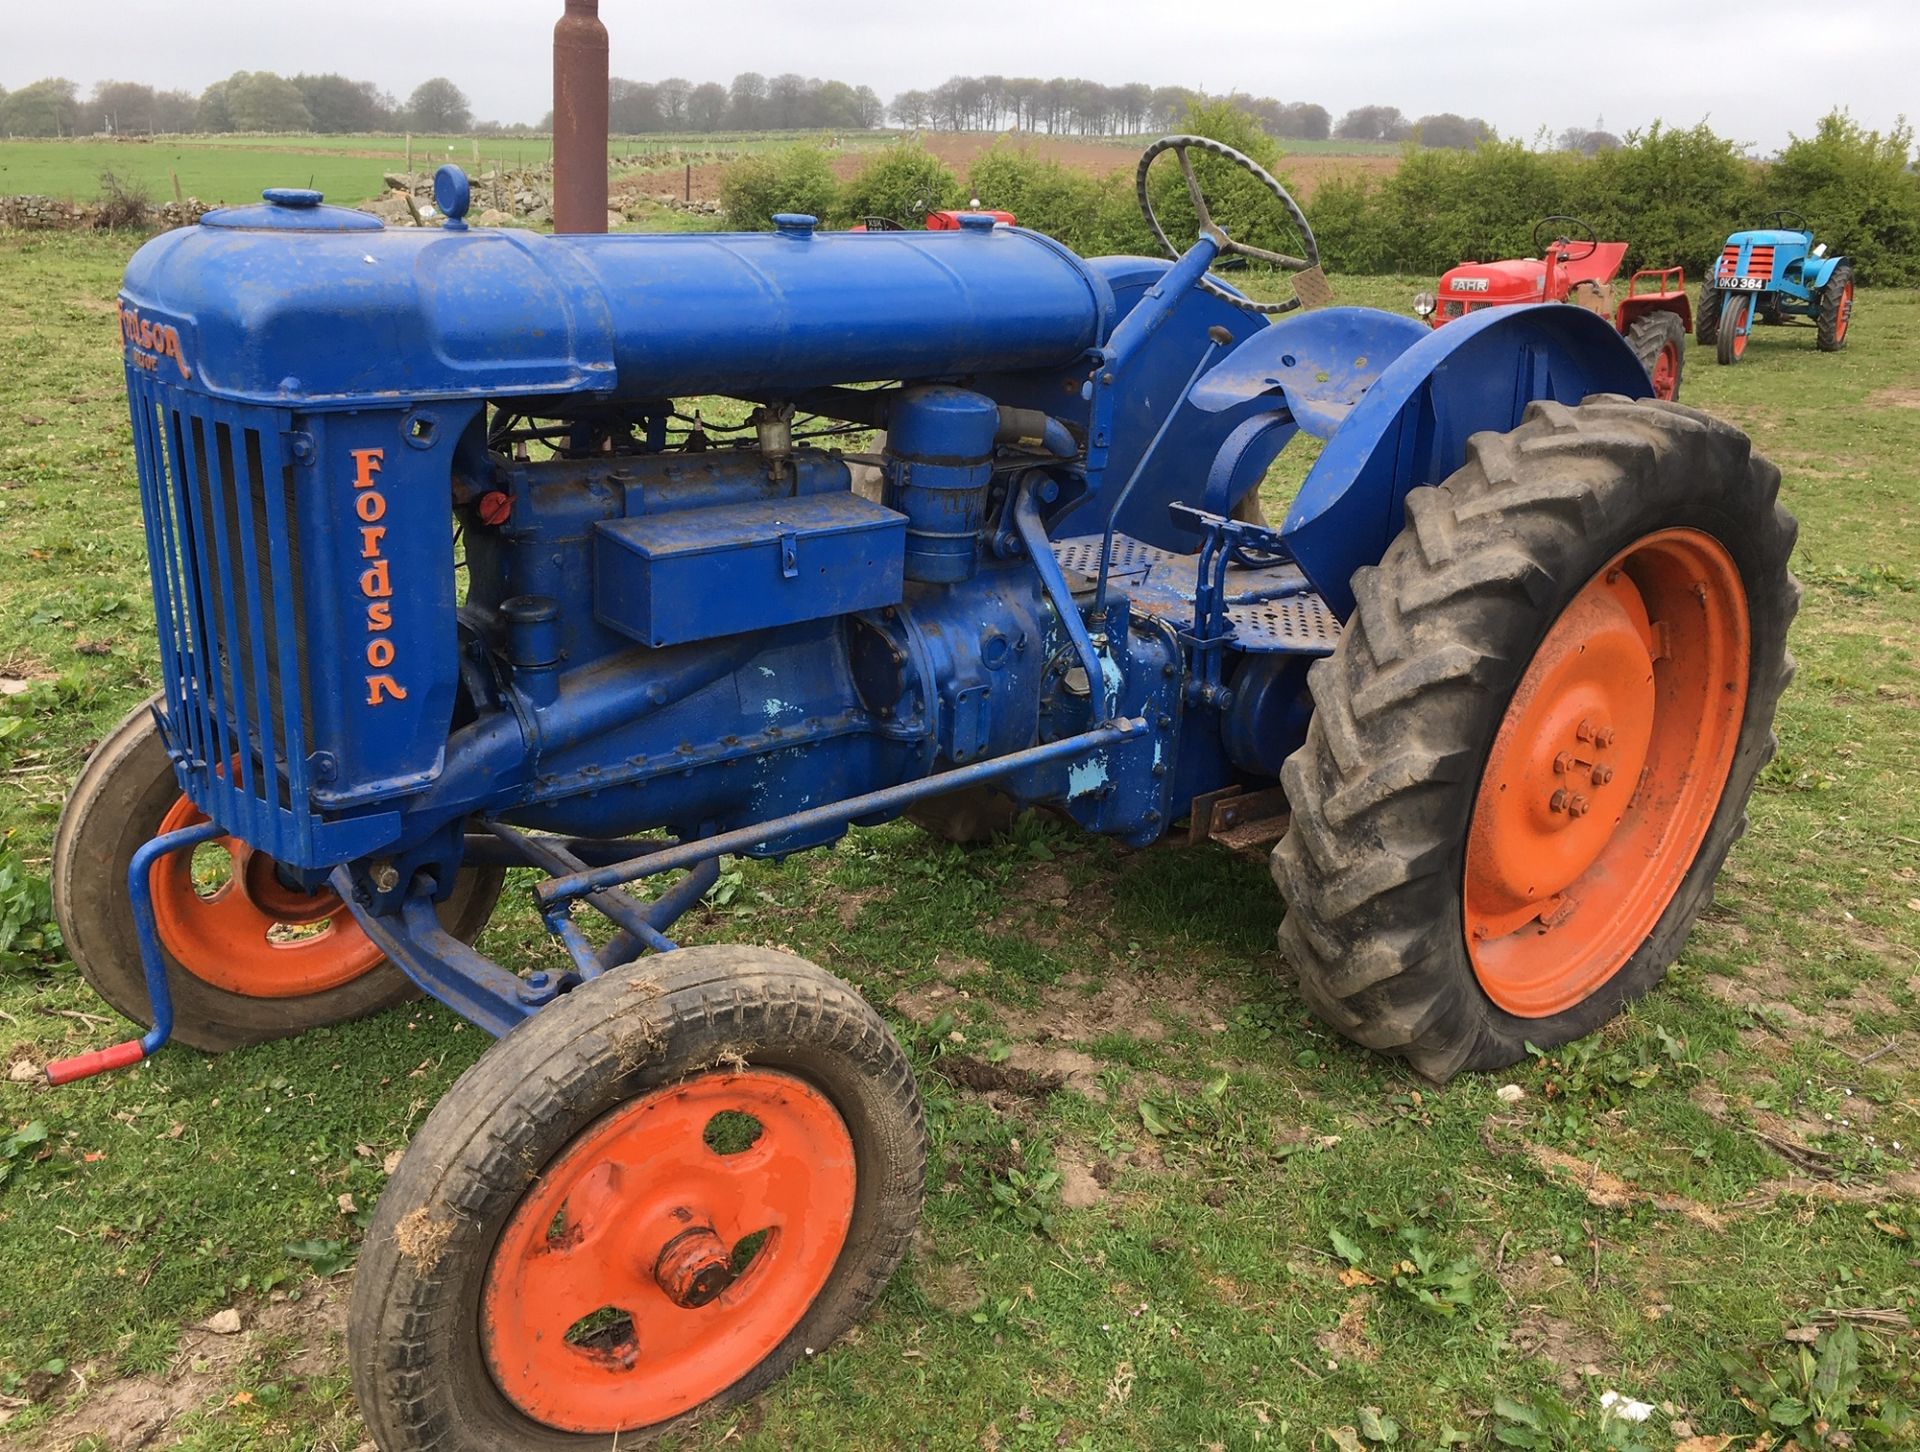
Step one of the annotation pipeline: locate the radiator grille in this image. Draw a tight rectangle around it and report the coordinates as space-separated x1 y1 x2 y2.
129 371 316 864
1723 244 1774 278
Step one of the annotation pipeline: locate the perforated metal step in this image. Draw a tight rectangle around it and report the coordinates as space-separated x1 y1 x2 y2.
1052 534 1342 655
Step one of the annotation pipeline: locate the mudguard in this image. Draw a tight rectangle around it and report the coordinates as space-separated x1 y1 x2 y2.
1279 303 1652 617
1800 251 1847 291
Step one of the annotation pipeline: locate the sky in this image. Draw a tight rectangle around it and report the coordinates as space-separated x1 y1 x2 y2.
3 0 1912 152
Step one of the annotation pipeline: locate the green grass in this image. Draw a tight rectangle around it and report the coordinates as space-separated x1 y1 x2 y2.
0 230 1917 1449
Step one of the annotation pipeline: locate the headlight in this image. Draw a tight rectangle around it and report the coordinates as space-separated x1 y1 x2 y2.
1412 291 1436 318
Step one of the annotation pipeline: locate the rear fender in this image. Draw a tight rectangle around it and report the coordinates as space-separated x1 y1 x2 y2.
1617 293 1692 334
1800 252 1847 291
1279 303 1650 617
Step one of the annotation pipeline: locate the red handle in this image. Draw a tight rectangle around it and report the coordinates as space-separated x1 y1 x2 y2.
45 1040 146 1086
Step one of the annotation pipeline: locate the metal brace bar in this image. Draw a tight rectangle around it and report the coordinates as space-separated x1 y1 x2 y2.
536 716 1150 910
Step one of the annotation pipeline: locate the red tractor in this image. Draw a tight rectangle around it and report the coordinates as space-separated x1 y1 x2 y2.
1414 216 1691 400
852 204 1017 232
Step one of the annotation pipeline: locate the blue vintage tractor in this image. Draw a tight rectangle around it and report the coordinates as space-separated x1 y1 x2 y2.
53 137 1796 1445
1696 209 1855 363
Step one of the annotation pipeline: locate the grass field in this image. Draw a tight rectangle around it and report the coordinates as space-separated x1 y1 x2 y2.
0 131 1404 209
0 228 1916 1450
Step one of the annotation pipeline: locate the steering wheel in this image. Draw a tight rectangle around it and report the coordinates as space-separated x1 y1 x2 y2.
1135 135 1319 315
1532 215 1598 261
1764 208 1809 232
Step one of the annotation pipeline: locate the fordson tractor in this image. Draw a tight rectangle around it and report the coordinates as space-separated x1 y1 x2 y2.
1415 216 1692 400
1696 210 1854 364
53 134 1795 1447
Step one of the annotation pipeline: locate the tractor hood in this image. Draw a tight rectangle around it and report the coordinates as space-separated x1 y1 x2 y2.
1437 258 1549 311
118 190 1117 408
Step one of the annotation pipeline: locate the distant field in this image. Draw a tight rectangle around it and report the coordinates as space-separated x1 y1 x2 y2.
0 130 1402 208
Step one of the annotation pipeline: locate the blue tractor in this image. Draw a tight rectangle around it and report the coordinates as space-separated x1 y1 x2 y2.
53 137 1797 1445
1696 209 1855 364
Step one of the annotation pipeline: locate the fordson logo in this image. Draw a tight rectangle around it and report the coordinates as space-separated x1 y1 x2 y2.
116 301 191 380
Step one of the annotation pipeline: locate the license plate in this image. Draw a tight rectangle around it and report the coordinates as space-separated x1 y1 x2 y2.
1717 276 1766 290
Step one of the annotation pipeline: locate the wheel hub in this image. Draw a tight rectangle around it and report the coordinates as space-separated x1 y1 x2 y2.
149 794 384 997
1464 530 1749 1017
479 1069 855 1434
653 1225 735 1308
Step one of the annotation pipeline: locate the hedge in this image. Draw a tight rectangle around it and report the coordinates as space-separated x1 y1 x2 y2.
717 108 1920 286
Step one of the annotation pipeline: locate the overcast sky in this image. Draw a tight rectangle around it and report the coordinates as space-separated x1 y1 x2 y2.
4 0 1911 152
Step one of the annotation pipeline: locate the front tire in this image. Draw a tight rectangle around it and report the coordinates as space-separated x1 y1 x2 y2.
349 947 927 1448
1716 291 1754 364
1271 397 1797 1081
52 700 503 1051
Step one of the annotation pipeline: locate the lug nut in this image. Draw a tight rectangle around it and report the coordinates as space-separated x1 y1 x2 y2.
1595 727 1615 748
1568 795 1591 818
1575 720 1595 743
1552 752 1572 774
1549 789 1570 813
1591 764 1614 785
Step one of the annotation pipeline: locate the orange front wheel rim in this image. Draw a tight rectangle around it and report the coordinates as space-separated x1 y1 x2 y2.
480 1069 856 1433
149 795 385 997
1464 529 1749 1017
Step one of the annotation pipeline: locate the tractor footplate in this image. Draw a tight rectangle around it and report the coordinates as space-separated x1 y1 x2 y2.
1052 534 1341 655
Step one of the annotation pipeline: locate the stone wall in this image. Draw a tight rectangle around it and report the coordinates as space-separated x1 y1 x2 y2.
0 196 212 233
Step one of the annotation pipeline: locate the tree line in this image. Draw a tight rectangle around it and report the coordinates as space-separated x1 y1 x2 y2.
885 81 1492 147
2 67 1494 148
0 73 487 138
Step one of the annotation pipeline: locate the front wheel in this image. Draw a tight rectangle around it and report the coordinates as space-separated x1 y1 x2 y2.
1716 291 1755 364
1624 311 1686 401
349 946 928 1448
1271 397 1797 1081
52 701 503 1051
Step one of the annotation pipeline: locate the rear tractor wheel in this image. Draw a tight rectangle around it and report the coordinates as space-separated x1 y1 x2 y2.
1817 264 1854 351
1693 281 1720 346
1624 311 1686 401
52 700 504 1052
350 946 927 1449
1272 397 1797 1081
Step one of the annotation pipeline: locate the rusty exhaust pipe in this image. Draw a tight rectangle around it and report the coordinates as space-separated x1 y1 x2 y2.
552 0 608 233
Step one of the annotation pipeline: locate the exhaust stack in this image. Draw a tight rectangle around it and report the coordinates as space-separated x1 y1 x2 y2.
552 0 609 233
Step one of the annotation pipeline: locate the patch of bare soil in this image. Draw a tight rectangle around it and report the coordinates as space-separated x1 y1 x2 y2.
1512 1309 1614 1393
1315 1292 1378 1367
11 1284 347 1450
1867 384 1920 410
937 1053 1063 1098
1706 967 1852 1039
915 1233 985 1316
1056 1154 1109 1209
997 970 1241 1048
1483 1122 1725 1230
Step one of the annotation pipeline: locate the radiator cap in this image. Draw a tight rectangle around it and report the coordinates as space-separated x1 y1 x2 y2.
201 188 384 232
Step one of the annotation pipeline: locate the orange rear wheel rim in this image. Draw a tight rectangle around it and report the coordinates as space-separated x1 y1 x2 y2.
149 795 384 997
1464 529 1748 1017
1652 341 1679 400
480 1069 856 1433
